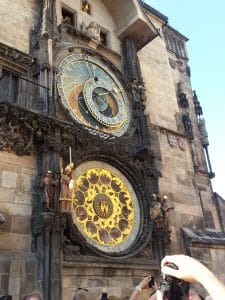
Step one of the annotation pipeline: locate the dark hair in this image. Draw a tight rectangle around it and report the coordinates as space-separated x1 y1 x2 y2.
22 291 43 300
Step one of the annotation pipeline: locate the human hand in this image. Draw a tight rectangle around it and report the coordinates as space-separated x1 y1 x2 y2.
156 290 163 300
161 254 208 283
139 275 152 290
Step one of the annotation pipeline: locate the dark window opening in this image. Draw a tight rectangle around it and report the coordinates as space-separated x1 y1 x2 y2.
100 30 108 47
82 1 91 15
62 7 74 26
0 70 19 103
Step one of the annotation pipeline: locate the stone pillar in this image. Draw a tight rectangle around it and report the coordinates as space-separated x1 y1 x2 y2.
32 148 62 300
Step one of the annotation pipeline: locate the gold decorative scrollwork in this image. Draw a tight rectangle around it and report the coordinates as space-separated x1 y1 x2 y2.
72 168 134 246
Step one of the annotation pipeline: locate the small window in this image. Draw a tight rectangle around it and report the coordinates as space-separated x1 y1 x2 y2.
62 7 75 27
82 1 91 15
0 69 19 103
100 29 108 47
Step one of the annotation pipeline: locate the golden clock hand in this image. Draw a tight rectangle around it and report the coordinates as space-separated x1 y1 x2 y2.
95 91 111 97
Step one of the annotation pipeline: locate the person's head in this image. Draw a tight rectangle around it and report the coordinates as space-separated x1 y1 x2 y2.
22 291 43 300
188 289 202 300
46 170 53 178
73 288 88 300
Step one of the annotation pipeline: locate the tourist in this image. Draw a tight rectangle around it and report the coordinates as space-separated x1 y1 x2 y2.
22 291 43 300
161 254 225 300
73 288 88 300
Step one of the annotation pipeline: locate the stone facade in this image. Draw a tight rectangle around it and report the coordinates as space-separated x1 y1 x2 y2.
0 152 37 297
0 1 224 300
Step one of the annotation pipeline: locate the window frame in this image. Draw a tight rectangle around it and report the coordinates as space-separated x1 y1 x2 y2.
99 27 110 48
61 4 77 28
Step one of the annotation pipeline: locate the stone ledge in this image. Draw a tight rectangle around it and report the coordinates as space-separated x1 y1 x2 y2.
182 228 225 248
63 255 159 270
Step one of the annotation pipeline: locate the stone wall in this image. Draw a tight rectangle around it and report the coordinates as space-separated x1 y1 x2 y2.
190 246 225 297
138 12 219 255
0 0 39 54
62 262 159 300
0 151 37 298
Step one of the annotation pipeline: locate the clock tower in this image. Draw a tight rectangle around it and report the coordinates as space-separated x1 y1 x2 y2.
23 0 161 298
0 1 224 300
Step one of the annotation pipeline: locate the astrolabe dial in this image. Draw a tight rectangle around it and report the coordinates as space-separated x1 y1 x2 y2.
56 54 131 137
71 162 141 254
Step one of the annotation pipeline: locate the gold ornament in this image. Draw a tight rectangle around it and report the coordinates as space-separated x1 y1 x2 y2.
72 168 134 246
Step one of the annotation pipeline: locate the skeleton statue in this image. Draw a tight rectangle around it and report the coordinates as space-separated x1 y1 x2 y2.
161 196 174 230
150 194 174 231
150 193 163 228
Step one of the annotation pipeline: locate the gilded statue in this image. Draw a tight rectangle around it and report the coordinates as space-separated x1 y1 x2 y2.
59 163 74 212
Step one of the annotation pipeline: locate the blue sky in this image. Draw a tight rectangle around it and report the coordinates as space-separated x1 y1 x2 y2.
145 0 225 199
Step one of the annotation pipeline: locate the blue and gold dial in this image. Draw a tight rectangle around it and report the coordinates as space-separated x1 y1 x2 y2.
57 54 130 137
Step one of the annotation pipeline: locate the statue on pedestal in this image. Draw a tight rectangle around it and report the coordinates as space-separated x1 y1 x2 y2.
150 193 163 229
41 170 57 212
59 163 74 212
161 196 174 230
84 22 100 42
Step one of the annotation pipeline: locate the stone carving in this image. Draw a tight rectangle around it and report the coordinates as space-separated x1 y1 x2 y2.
198 118 209 146
167 134 177 147
150 194 163 229
177 82 189 108
161 196 174 230
84 22 100 42
150 194 174 243
41 170 58 211
62 236 81 256
178 137 186 151
168 58 176 69
139 244 153 259
41 0 58 39
193 90 203 116
130 78 146 103
182 112 193 137
0 106 35 155
59 163 74 212
0 42 32 66
177 60 185 73
175 113 184 132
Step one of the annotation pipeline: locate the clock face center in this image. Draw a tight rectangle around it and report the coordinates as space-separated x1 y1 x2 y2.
92 87 119 117
93 193 113 219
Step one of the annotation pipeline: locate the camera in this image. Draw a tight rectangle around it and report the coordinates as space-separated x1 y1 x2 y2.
159 263 189 300
100 292 108 300
148 276 155 288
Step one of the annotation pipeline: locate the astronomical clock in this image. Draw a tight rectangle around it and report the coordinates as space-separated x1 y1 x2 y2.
57 54 148 258
57 54 131 137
